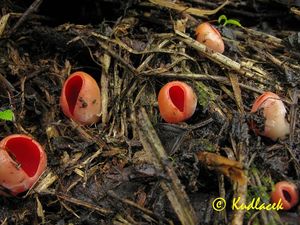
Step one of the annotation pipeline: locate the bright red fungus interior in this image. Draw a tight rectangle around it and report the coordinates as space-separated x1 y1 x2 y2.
65 75 83 115
169 86 184 112
6 137 40 177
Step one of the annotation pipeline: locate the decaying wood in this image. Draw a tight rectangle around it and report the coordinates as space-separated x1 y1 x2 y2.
135 107 198 225
148 0 229 17
196 151 247 185
175 30 281 89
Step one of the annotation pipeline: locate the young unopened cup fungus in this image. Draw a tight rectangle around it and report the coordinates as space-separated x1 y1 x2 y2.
195 22 225 54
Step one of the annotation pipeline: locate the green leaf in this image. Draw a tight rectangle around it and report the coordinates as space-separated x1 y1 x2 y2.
218 15 227 25
225 19 242 27
0 109 14 121
218 14 242 27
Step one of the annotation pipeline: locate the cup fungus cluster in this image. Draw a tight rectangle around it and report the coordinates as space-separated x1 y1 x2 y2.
57 41 296 218
0 134 47 196
270 181 299 210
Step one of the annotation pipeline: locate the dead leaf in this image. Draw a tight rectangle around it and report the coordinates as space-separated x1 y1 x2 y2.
196 151 247 185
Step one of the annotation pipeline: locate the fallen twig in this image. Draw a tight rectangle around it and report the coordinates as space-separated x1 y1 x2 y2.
135 107 198 225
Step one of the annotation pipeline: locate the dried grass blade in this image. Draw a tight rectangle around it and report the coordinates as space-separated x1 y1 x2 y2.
228 73 244 114
149 0 229 17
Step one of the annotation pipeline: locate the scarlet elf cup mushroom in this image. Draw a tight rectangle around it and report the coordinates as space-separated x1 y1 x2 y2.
270 181 299 210
250 92 290 141
0 134 47 195
60 71 101 125
158 81 197 123
195 22 225 54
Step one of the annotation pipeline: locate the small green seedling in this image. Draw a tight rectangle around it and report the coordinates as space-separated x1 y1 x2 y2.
0 109 14 121
218 15 242 27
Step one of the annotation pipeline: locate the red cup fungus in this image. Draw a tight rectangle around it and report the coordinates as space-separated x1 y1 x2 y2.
60 71 101 125
195 22 225 54
270 181 299 210
250 92 290 141
0 134 47 195
158 81 197 123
